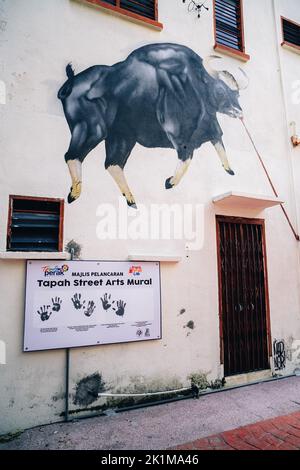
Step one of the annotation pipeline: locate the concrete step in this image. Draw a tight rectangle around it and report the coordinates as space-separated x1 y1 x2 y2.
225 369 273 387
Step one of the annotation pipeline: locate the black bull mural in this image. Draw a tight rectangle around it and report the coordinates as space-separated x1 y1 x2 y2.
58 43 248 208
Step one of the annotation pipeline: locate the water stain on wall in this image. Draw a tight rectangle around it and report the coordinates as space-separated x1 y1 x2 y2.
184 320 195 336
73 373 105 406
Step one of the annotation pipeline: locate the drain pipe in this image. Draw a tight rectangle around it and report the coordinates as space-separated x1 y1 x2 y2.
97 387 192 398
109 373 297 415
271 0 300 238
68 373 297 422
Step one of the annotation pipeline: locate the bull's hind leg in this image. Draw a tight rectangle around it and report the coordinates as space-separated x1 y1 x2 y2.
67 159 82 203
165 147 194 190
155 86 195 190
105 138 136 208
65 122 103 203
105 136 136 208
107 166 136 208
165 156 193 189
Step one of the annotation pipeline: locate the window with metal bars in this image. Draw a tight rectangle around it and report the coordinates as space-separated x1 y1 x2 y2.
214 0 245 53
89 0 158 23
6 196 64 252
282 17 300 49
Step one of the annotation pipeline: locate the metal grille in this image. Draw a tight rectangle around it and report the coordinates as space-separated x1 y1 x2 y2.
217 218 269 376
282 18 300 47
7 198 62 252
215 0 243 51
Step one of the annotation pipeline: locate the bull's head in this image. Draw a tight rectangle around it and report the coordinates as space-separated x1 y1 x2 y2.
203 55 249 119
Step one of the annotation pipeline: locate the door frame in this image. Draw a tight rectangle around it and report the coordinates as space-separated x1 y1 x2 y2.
216 215 272 369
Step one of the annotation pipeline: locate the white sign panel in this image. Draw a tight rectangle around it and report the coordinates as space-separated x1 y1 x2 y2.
24 260 161 351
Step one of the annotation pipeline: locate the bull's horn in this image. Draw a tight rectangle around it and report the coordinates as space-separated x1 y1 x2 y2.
219 68 249 91
237 67 249 90
203 55 221 79
219 70 239 91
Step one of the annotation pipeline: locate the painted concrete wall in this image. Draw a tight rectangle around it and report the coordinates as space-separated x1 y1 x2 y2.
1 0 300 434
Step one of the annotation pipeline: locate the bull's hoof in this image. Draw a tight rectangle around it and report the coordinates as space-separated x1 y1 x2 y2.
68 190 76 204
165 177 174 189
67 181 82 204
127 201 137 209
225 168 235 176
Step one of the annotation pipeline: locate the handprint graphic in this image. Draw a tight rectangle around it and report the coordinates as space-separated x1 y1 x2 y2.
51 297 62 312
100 293 114 311
71 293 86 310
113 300 126 317
84 300 96 317
37 305 52 321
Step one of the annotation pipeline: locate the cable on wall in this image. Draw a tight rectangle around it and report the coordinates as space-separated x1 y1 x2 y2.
241 118 300 242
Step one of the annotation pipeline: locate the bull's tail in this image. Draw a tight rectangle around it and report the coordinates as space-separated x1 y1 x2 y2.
66 63 75 80
57 63 75 100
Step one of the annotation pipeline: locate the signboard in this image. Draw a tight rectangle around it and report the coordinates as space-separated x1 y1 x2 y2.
24 260 161 351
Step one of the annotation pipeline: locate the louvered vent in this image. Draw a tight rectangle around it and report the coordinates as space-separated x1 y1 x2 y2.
215 0 243 51
7 197 63 252
282 18 300 47
120 1 155 20
92 1 156 21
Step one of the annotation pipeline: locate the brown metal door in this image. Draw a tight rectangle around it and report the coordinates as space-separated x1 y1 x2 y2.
216 216 271 376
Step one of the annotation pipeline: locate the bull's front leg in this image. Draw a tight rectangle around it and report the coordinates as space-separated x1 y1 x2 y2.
165 154 193 190
107 165 137 209
67 159 82 203
214 141 235 175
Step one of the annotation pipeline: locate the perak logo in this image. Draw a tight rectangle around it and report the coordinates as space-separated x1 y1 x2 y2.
129 266 142 276
42 264 69 276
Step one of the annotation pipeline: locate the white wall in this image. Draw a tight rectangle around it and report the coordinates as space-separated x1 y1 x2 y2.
1 0 300 434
